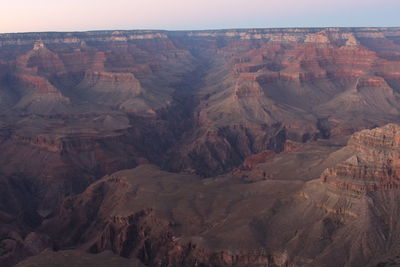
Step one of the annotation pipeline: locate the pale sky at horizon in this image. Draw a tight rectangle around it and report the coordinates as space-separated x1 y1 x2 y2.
1 0 399 33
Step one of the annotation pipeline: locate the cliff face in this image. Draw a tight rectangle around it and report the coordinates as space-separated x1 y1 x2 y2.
321 124 400 192
35 124 400 267
41 165 303 267
299 124 400 266
167 27 400 175
1 28 400 266
1 28 400 178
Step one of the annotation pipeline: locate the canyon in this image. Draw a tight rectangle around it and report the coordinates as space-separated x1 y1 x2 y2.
1 27 400 266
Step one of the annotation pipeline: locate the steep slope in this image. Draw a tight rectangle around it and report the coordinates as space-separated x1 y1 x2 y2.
1 28 400 178
321 123 400 192
301 124 400 266
167 28 400 175
40 164 305 266
30 124 400 267
0 31 198 209
0 28 400 265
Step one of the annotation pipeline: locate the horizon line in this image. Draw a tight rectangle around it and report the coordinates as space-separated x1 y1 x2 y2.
1 25 400 35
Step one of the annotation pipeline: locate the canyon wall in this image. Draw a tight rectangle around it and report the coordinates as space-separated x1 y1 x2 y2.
36 124 400 267
0 27 400 266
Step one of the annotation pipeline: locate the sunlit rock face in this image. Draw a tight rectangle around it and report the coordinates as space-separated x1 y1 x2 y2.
321 124 400 193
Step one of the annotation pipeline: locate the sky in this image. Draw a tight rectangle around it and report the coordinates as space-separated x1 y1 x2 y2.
1 0 399 33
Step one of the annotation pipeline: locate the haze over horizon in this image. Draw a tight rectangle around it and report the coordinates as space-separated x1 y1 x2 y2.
3 0 400 266
1 0 399 33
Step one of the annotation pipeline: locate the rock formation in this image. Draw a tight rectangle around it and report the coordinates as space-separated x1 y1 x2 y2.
35 124 400 266
321 124 400 193
0 27 400 266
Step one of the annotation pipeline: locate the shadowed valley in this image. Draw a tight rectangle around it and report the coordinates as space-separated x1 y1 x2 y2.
1 27 400 266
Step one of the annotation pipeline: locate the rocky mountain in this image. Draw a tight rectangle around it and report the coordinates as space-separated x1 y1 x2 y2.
1 27 400 266
26 124 400 267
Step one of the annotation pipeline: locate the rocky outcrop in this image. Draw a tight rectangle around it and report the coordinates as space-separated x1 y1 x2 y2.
75 70 142 109
12 74 70 113
168 123 289 176
321 124 400 193
239 150 276 170
41 165 304 266
170 27 400 175
279 124 400 266
10 124 400 266
1 28 400 266
0 231 51 267
1 27 400 177
0 173 52 267
0 113 178 214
